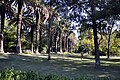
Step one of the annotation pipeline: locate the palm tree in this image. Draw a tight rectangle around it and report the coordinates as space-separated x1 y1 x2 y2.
35 6 49 53
8 0 37 54
46 6 61 60
16 0 24 53
35 7 41 53
0 0 15 53
54 27 60 53
0 0 5 53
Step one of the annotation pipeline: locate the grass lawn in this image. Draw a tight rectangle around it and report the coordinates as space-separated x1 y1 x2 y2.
0 53 120 79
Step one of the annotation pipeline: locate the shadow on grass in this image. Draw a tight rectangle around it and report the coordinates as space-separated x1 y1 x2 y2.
0 53 120 79
65 54 120 63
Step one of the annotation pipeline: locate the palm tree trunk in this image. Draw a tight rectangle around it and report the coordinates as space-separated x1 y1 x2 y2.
69 39 72 52
54 31 57 53
66 35 68 52
64 35 66 52
39 28 42 53
35 8 40 53
30 25 34 53
68 39 70 52
0 1 5 53
59 31 63 53
16 0 23 54
47 28 52 60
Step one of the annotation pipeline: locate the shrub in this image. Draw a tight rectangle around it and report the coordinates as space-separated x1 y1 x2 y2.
0 69 71 80
0 69 117 80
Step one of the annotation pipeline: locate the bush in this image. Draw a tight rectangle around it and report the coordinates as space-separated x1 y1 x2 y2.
0 69 117 80
0 69 71 80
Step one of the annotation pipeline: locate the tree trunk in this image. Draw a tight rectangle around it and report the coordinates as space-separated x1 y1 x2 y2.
35 8 40 53
66 35 68 52
107 33 111 59
69 39 72 52
68 39 70 52
39 28 42 53
93 21 100 69
107 25 113 59
91 0 100 69
0 1 5 53
59 31 63 53
54 31 58 53
63 34 66 52
16 0 23 54
47 28 52 60
30 25 34 53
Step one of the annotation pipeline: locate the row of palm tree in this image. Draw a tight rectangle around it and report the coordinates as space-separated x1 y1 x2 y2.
0 0 76 59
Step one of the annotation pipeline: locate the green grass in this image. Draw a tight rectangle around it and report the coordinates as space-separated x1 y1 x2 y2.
0 53 120 80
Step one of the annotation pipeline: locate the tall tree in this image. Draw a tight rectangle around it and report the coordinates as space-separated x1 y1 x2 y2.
35 7 41 53
0 0 14 53
0 0 5 53
16 0 24 53
27 0 49 53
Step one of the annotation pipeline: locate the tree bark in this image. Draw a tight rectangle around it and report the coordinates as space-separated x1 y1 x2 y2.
91 0 100 69
35 8 40 54
63 34 67 52
39 28 42 53
68 39 70 52
107 33 111 59
66 35 68 52
47 28 52 60
16 0 23 54
59 31 63 53
0 1 5 53
93 21 100 69
30 25 34 53
107 26 113 59
54 30 58 53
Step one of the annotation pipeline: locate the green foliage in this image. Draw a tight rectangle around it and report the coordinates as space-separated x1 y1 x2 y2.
4 22 17 52
0 69 116 80
110 37 120 56
0 69 71 80
77 29 94 54
77 29 120 56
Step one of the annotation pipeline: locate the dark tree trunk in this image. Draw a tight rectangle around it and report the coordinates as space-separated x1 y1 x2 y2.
66 35 68 52
35 9 40 53
30 25 34 53
69 39 72 52
91 0 100 69
55 37 57 53
16 0 23 54
107 33 111 59
39 28 42 53
0 1 5 53
59 31 63 53
63 34 66 52
47 28 52 60
54 30 58 53
107 26 113 59
68 39 70 52
93 21 100 69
